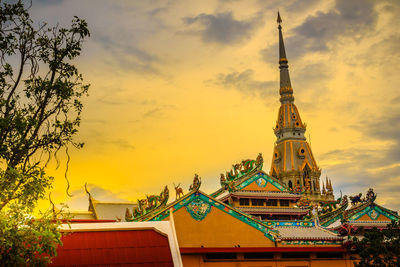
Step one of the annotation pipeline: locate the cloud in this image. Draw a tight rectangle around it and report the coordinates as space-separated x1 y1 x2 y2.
140 103 176 120
182 11 264 45
285 0 320 13
212 69 275 98
94 33 160 74
320 106 400 211
261 0 378 61
104 138 136 150
33 0 64 5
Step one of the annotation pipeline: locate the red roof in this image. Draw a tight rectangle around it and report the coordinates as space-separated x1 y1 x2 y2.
50 229 173 266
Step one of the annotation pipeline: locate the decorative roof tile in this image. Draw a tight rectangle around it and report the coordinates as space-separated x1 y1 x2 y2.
275 225 343 240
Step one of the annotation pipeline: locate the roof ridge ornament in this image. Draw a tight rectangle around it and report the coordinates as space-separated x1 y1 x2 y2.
125 185 169 221
220 153 264 190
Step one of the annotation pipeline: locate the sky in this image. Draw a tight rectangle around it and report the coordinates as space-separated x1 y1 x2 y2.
25 0 400 212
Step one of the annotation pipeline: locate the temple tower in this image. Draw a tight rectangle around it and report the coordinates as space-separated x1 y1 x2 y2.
269 13 334 202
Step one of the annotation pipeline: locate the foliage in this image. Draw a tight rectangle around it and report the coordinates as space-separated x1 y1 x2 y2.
0 204 62 266
0 0 90 265
350 220 400 267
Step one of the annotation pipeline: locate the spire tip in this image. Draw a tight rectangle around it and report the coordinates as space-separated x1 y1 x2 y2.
277 11 282 24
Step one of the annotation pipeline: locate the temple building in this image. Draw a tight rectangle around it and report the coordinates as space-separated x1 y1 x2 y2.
52 13 399 266
211 153 309 220
270 12 333 203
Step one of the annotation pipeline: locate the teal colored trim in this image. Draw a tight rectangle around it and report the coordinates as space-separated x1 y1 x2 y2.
321 214 343 227
238 172 287 191
151 192 276 241
348 205 399 221
264 221 315 227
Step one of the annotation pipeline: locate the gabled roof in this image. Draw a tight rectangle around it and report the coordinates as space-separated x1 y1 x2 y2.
212 171 293 199
275 225 342 241
141 189 279 241
344 202 399 222
140 188 341 243
91 201 137 221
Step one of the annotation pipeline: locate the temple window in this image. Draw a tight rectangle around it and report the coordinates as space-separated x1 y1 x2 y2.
239 198 249 206
251 199 264 206
288 180 293 188
205 253 237 260
244 253 274 259
316 252 343 259
280 200 290 207
282 253 310 259
266 199 278 206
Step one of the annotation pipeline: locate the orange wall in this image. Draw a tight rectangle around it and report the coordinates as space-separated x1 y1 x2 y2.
182 254 353 267
357 213 391 221
242 181 281 191
171 205 276 248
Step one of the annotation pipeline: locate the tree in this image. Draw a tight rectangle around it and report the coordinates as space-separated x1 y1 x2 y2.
350 220 400 267
0 0 89 265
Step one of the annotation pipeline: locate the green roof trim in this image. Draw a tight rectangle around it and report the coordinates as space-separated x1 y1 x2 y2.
237 172 287 191
149 191 277 241
348 204 400 221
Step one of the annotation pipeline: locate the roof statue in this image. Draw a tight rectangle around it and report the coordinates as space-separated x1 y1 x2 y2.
220 153 263 192
173 183 184 200
189 173 202 191
125 185 169 221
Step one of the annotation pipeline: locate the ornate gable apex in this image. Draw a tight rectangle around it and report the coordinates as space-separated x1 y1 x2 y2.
346 202 400 222
142 190 278 241
236 171 289 192
211 170 293 200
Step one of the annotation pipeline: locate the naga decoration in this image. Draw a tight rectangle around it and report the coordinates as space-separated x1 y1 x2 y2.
174 183 184 200
220 153 263 188
125 185 169 221
189 174 202 191
303 193 349 221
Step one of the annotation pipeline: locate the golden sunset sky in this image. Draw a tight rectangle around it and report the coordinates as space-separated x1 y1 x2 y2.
30 0 400 212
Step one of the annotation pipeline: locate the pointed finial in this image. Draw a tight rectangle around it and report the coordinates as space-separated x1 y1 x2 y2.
277 11 282 25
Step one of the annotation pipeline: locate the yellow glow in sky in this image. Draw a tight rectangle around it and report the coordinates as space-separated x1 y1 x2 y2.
32 0 400 212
